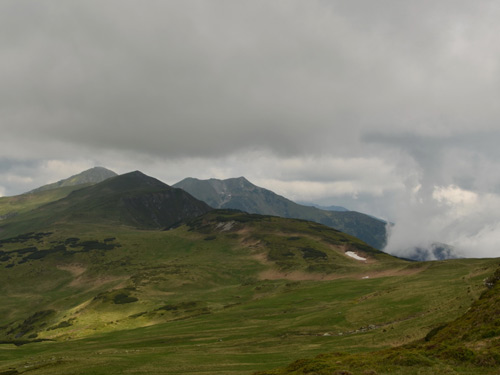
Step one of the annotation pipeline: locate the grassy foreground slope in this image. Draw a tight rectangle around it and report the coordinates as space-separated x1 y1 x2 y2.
255 269 500 375
0 210 498 374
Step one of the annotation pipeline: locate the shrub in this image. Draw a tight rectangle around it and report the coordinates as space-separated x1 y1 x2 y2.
113 293 138 304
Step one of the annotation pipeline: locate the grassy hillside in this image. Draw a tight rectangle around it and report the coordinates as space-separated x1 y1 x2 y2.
0 167 117 221
174 177 387 249
255 268 500 375
0 185 89 220
0 210 497 374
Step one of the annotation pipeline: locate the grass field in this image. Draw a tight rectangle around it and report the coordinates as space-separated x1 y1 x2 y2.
0 211 498 374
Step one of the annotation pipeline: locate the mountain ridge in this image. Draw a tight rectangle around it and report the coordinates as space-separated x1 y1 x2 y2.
0 171 213 237
174 176 387 249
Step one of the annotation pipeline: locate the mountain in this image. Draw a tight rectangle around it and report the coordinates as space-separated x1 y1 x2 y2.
9 171 213 232
297 202 349 212
0 167 118 222
28 166 117 193
0 185 82 221
174 176 387 249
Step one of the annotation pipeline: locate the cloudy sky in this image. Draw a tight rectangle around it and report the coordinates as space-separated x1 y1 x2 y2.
2 1 500 258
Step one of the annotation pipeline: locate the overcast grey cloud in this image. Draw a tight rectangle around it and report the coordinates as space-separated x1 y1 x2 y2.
2 1 500 258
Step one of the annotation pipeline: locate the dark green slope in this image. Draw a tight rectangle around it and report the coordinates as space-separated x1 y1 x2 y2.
39 171 213 229
174 177 387 249
0 167 117 221
28 166 117 193
0 171 213 236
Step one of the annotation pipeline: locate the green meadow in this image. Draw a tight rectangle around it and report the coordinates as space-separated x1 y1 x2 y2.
0 210 498 374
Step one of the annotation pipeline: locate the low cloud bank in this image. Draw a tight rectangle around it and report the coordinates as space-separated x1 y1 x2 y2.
384 185 500 260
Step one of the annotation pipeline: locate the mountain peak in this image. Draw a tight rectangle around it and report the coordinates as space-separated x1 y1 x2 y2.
34 170 212 229
28 167 117 194
231 176 252 184
86 170 168 193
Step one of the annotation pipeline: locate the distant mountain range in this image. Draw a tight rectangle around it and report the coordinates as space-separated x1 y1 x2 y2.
296 202 349 212
174 177 387 249
2 168 386 249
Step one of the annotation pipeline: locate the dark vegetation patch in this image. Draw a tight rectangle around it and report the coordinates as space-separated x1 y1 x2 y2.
267 248 295 261
424 324 447 342
0 233 121 267
113 293 139 304
4 310 56 339
300 247 327 260
0 338 53 347
129 312 147 318
15 247 38 254
0 369 18 375
157 305 178 311
47 320 73 331
94 288 138 305
155 301 206 314
0 232 53 245
484 267 500 289
306 264 342 273
308 223 341 234
64 237 80 245
230 214 273 223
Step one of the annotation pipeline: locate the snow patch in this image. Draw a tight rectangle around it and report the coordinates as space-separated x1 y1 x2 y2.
345 251 366 261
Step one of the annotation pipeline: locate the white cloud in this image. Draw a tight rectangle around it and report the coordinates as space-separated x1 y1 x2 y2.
432 185 478 206
385 183 500 259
